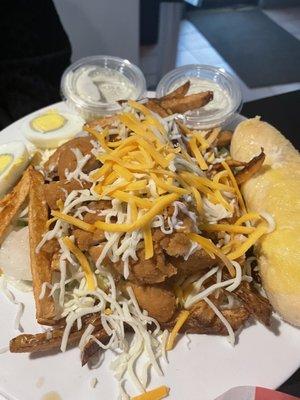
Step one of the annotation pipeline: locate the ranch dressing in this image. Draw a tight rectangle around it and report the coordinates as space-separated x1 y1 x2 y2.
169 77 232 117
74 66 137 104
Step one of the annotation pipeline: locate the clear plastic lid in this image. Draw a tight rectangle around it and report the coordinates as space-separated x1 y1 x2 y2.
156 64 242 129
61 55 146 121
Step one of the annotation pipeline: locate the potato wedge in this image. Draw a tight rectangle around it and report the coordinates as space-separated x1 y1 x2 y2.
160 91 213 114
28 168 56 325
0 167 30 244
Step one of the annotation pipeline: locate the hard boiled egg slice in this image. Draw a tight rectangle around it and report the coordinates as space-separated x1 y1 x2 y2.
23 110 84 149
0 141 29 198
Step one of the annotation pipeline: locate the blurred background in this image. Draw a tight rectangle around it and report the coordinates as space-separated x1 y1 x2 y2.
52 0 300 99
0 0 299 130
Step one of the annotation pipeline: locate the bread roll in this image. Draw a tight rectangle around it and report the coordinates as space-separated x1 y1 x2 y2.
230 117 300 326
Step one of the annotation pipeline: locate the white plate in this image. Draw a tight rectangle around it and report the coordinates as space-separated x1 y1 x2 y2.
0 103 299 400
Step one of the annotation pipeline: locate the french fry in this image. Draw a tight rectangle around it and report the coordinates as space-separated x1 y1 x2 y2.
81 328 111 365
145 99 170 118
213 130 233 147
235 150 265 185
159 80 191 101
0 167 31 244
28 168 56 325
10 314 102 353
160 91 213 114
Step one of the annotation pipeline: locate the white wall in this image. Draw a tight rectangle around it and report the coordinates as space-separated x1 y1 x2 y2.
53 0 139 64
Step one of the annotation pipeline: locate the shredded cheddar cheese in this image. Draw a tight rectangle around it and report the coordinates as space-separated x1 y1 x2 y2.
166 310 190 351
191 187 202 214
189 136 208 170
51 211 96 232
131 386 170 400
143 224 154 259
112 163 134 181
63 237 96 290
201 223 255 234
111 190 153 209
227 224 268 260
222 161 246 213
187 232 235 276
234 212 261 226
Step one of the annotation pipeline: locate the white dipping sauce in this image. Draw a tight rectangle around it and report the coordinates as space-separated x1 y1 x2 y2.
169 77 232 117
74 66 137 104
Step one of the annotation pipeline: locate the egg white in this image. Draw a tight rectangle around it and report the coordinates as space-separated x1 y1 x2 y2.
23 110 84 149
0 141 29 198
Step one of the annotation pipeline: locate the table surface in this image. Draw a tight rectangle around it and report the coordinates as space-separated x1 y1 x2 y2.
243 90 300 398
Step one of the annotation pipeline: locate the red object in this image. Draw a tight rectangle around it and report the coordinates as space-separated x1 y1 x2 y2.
255 387 300 400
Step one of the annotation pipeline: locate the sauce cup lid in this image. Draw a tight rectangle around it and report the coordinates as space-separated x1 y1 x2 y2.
61 55 147 118
156 64 242 129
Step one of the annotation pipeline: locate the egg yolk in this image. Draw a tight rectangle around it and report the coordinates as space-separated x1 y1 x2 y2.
30 112 66 133
0 154 13 176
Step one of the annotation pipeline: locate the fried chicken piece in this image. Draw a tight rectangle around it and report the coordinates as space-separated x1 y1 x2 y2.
41 238 60 254
232 280 272 326
129 283 176 323
73 229 105 251
170 248 217 275
154 230 191 258
88 243 112 267
43 180 91 210
83 201 111 224
84 115 118 131
163 300 250 335
57 137 100 180
129 249 177 285
160 91 213 114
44 137 100 179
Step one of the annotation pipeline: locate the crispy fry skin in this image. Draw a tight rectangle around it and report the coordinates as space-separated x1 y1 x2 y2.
214 130 233 148
145 100 170 118
232 280 272 326
81 328 111 366
235 150 265 185
159 81 191 101
28 168 56 325
0 167 30 244
160 91 213 114
10 314 102 353
163 301 250 334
